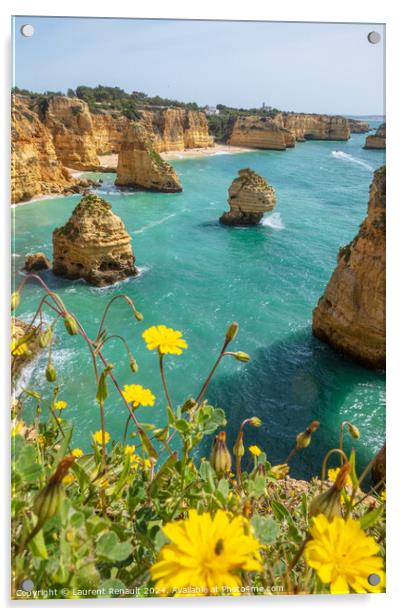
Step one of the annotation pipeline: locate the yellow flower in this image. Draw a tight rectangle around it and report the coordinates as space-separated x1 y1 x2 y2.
11 339 28 356
71 448 83 458
142 325 188 355
53 400 68 411
62 474 75 486
304 514 385 593
249 445 262 457
124 445 136 456
380 489 386 502
122 384 155 407
328 467 352 486
151 509 262 595
37 435 46 448
11 419 26 437
93 430 110 445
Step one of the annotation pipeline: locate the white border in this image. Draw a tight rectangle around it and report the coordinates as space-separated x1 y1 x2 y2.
1 1 401 613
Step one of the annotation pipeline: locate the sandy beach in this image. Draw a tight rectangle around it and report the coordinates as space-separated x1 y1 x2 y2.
97 144 253 170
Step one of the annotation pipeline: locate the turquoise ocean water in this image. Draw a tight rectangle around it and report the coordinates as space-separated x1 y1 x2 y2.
12 120 385 479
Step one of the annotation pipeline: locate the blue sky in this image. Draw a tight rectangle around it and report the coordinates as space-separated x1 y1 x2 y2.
13 17 385 115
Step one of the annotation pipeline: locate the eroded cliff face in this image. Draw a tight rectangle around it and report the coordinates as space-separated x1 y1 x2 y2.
115 125 182 192
53 194 137 286
142 108 214 151
12 95 213 201
41 96 100 170
312 166 385 369
220 168 276 225
347 119 370 133
11 96 73 203
228 113 350 149
364 123 386 150
228 116 289 150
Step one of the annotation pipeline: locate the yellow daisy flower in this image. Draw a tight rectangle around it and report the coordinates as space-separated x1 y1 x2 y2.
380 489 386 502
11 339 28 356
248 445 262 457
124 445 136 456
122 384 155 407
71 448 84 458
62 474 75 486
93 430 110 445
304 514 385 593
327 467 352 486
150 509 262 595
142 325 188 355
53 400 68 411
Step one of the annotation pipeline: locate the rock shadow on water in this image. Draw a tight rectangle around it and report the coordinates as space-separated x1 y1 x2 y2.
206 328 385 480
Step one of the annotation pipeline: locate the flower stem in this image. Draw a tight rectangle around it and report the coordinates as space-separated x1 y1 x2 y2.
195 339 230 404
159 353 173 411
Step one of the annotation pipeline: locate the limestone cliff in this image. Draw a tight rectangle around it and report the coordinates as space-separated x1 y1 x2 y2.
228 112 350 149
228 116 288 150
11 96 73 203
364 123 386 150
220 168 276 226
115 125 182 192
347 119 370 133
41 96 100 169
53 194 137 286
142 108 214 151
312 166 385 369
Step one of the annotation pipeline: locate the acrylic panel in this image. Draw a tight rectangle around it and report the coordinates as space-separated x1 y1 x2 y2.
11 16 386 600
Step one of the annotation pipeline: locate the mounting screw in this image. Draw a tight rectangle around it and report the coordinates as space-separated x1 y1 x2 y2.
367 31 381 44
20 24 35 37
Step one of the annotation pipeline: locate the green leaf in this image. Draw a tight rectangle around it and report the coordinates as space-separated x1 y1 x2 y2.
198 406 226 435
138 427 158 459
271 500 293 522
28 529 48 559
216 478 229 501
51 426 73 472
175 419 191 433
72 563 101 590
96 531 133 563
349 448 359 488
360 506 384 530
251 515 280 545
101 579 126 597
111 450 131 500
199 460 215 491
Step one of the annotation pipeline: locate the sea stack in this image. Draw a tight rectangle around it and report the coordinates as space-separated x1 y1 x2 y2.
312 166 385 369
53 194 137 286
115 125 182 192
220 168 276 226
364 123 386 149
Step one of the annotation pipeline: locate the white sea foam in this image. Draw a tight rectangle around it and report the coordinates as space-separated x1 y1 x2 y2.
261 212 285 230
135 212 182 235
331 151 374 171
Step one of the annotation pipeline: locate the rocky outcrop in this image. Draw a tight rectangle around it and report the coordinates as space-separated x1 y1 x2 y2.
115 125 182 192
364 123 386 150
274 113 350 141
372 443 386 485
312 166 385 369
220 168 276 226
347 119 370 133
41 96 100 170
24 252 51 271
228 112 350 149
52 194 137 286
142 108 214 151
11 96 75 203
228 116 289 150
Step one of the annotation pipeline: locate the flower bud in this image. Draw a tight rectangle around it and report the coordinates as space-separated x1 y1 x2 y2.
181 398 197 413
309 486 342 521
134 310 143 321
233 431 245 458
96 370 108 403
64 313 78 335
129 356 139 373
225 321 239 344
232 351 250 363
270 464 289 480
249 416 262 427
11 291 20 311
211 431 232 474
348 423 360 439
39 328 52 348
46 363 56 382
33 455 75 526
296 431 312 449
